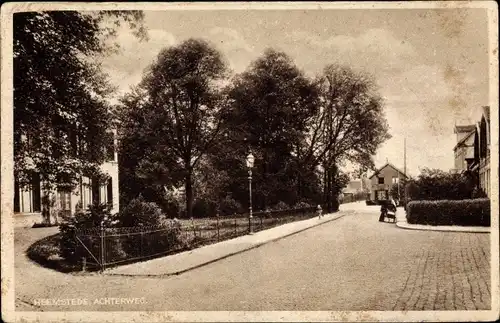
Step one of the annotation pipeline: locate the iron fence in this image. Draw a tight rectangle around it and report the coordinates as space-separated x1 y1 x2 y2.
74 206 318 271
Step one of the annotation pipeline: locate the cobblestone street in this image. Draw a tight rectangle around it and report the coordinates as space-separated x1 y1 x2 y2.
392 233 490 310
15 204 491 311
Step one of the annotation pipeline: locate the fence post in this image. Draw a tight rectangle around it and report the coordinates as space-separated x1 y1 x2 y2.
216 212 220 241
100 222 105 272
140 230 144 258
190 217 195 239
82 257 86 272
233 215 237 236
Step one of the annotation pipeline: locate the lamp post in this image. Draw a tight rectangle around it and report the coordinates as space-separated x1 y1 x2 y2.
246 151 255 234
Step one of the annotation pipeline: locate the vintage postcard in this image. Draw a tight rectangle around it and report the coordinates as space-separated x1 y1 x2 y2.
1 2 498 322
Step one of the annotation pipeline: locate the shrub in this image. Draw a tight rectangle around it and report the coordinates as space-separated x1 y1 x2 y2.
272 201 289 211
192 198 216 218
294 201 312 209
406 198 490 226
405 168 475 201
219 197 243 216
117 196 167 227
120 219 184 259
59 202 116 262
472 187 488 199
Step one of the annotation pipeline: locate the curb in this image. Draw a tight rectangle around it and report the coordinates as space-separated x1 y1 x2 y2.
104 211 350 278
395 220 490 233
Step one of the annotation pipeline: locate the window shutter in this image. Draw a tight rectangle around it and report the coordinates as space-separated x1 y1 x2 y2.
32 172 41 212
92 178 100 205
14 179 20 213
107 178 113 205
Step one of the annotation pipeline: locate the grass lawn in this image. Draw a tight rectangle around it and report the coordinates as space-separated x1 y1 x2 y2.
27 213 316 273
26 233 83 273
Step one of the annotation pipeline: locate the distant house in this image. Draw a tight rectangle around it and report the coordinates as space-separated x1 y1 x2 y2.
341 179 362 200
342 180 361 195
453 124 476 172
14 130 119 226
456 106 491 197
368 163 408 201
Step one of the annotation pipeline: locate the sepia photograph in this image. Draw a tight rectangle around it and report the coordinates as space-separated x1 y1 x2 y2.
1 2 498 322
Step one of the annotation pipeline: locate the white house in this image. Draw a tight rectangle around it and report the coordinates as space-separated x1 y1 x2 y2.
368 162 408 202
14 130 119 227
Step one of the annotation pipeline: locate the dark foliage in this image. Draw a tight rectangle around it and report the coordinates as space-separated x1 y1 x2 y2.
405 168 476 201
117 196 166 227
406 198 490 226
14 11 146 223
59 202 115 261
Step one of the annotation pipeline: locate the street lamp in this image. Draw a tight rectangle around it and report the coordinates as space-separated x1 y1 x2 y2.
246 151 255 234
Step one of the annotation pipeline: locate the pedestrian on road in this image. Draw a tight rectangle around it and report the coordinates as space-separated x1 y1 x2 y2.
379 198 396 222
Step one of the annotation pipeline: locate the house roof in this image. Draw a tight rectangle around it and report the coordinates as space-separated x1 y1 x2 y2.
453 129 475 151
369 163 408 179
454 124 476 134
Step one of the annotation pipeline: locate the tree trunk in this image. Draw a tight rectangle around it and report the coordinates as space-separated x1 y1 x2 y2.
41 191 52 225
323 165 328 209
327 168 332 212
263 148 268 209
185 169 194 219
297 174 301 202
331 164 340 212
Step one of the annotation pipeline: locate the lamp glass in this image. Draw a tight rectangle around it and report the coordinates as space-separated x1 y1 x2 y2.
246 153 254 168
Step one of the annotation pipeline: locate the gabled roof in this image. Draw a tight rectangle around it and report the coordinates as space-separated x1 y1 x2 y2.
454 124 476 134
369 162 408 179
453 128 475 151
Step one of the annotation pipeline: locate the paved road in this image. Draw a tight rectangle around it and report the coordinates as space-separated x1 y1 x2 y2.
15 205 491 311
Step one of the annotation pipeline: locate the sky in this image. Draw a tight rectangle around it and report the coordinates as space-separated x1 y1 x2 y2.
100 8 490 177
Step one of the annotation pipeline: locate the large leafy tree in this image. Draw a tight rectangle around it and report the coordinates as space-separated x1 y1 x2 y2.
406 167 476 201
13 11 146 222
303 65 391 211
220 49 320 209
128 38 229 219
117 87 183 214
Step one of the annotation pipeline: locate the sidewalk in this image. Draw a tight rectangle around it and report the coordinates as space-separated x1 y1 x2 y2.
395 207 490 233
105 210 350 277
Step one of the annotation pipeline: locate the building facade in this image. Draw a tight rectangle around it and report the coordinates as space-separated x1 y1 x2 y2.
453 124 476 172
369 163 408 201
454 106 491 197
14 130 119 224
474 106 491 197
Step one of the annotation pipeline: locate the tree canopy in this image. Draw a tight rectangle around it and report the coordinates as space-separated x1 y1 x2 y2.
13 11 146 221
119 38 229 219
118 45 391 217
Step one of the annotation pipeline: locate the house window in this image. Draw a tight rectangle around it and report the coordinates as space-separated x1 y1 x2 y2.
378 177 384 184
82 178 91 209
376 190 387 200
392 177 399 184
57 189 72 218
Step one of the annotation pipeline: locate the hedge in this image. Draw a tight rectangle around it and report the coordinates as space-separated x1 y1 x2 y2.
406 198 490 226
